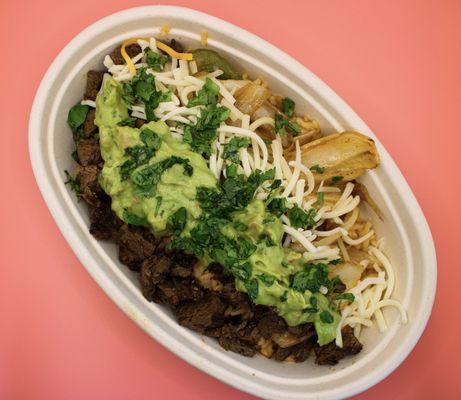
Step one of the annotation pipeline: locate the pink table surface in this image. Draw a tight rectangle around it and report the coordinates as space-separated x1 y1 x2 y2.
1 0 460 399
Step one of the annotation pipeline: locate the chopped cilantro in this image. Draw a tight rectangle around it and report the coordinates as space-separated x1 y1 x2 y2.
140 128 162 150
234 221 248 232
258 274 275 287
310 164 325 174
167 207 188 236
119 129 163 181
117 117 137 127
231 262 252 281
183 104 230 157
146 49 168 71
280 291 288 302
319 311 334 324
121 68 171 121
67 103 88 134
333 293 355 302
187 78 220 107
64 170 81 199
274 113 301 136
245 279 259 300
281 97 295 117
131 156 193 197
222 137 250 163
197 168 275 218
287 205 317 229
332 175 343 183
122 210 147 226
154 196 163 216
315 192 324 207
267 197 288 217
291 263 330 293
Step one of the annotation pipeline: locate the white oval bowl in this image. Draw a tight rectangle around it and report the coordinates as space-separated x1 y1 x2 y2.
29 6 436 399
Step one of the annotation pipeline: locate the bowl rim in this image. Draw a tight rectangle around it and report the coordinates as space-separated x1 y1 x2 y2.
28 5 437 399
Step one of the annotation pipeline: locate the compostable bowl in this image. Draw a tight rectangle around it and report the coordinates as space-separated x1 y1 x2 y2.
29 6 436 399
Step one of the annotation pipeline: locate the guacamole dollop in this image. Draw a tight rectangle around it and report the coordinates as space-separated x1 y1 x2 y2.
95 74 340 345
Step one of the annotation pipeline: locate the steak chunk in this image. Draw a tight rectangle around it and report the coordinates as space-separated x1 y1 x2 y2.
175 294 226 333
111 44 142 65
135 118 146 128
140 254 172 301
76 138 102 166
89 201 122 241
117 225 158 271
83 109 97 137
84 70 105 101
314 326 362 365
76 165 103 207
256 309 287 339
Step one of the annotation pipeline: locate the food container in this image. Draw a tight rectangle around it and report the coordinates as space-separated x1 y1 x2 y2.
28 6 437 399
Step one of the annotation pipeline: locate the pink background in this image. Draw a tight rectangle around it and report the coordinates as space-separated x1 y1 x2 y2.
1 0 460 398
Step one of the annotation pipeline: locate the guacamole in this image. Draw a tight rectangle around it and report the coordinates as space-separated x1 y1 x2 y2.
95 74 340 345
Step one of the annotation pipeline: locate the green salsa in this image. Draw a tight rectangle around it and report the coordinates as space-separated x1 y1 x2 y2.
95 74 341 345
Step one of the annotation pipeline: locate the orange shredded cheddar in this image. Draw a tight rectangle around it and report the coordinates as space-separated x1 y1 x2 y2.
201 30 208 47
155 41 193 61
160 23 171 36
121 37 193 77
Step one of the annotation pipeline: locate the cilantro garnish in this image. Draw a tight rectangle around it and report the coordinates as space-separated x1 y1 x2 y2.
119 128 162 181
187 77 220 107
319 311 334 324
245 278 259 300
222 137 250 163
275 113 301 136
258 274 275 287
291 263 330 293
315 192 324 207
332 175 343 183
131 156 193 197
146 49 168 72
122 68 171 121
167 207 188 236
183 104 230 157
64 170 81 199
117 117 137 127
310 164 325 174
67 103 89 135
287 205 316 229
122 210 147 226
281 97 295 117
267 197 288 217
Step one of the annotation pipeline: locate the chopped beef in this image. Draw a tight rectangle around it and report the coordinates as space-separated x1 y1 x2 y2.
89 201 122 240
274 338 315 362
135 118 146 128
168 39 184 53
117 225 158 271
314 326 362 365
175 293 226 333
140 254 172 301
83 109 97 137
76 138 102 166
256 309 287 339
110 44 142 65
218 325 257 357
84 70 105 101
75 165 103 207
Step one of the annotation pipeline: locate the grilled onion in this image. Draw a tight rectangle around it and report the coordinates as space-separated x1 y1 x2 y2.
298 131 380 183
